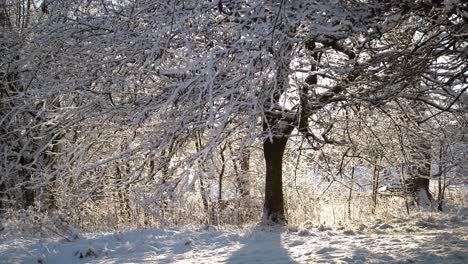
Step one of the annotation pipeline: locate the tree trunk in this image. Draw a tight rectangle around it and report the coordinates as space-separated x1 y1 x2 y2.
199 174 211 223
347 167 355 220
195 131 214 224
261 39 293 224
217 144 227 208
371 159 380 214
403 101 437 210
436 144 447 211
405 164 436 210
19 156 35 209
115 165 131 224
404 138 436 210
437 170 447 211
263 135 289 224
239 149 250 198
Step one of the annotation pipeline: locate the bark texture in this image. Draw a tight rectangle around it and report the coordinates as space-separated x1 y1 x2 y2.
263 136 289 224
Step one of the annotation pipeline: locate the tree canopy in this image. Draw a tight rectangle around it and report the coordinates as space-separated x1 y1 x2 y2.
1 0 467 226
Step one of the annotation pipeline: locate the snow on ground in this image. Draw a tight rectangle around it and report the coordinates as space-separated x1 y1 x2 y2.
1 213 467 264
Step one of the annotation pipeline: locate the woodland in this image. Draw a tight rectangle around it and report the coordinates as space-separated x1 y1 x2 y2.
1 0 467 252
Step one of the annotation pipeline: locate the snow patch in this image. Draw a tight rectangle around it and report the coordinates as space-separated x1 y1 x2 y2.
1 213 467 264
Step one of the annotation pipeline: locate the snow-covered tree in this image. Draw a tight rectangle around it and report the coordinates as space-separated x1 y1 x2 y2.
1 0 466 225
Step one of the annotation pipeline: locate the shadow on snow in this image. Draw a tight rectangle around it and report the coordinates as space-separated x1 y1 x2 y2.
226 228 295 264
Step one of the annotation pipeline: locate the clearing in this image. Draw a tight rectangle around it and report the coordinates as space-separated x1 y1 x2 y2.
1 212 467 263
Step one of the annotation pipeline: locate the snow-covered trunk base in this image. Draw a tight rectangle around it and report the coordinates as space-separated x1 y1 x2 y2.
263 136 288 224
405 176 437 211
415 186 437 210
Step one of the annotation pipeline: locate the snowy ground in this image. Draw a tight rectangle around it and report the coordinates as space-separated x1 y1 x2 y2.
1 213 467 264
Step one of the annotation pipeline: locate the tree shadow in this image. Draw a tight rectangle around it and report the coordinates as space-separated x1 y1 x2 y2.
343 231 468 264
226 228 296 264
400 232 468 263
342 247 395 263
